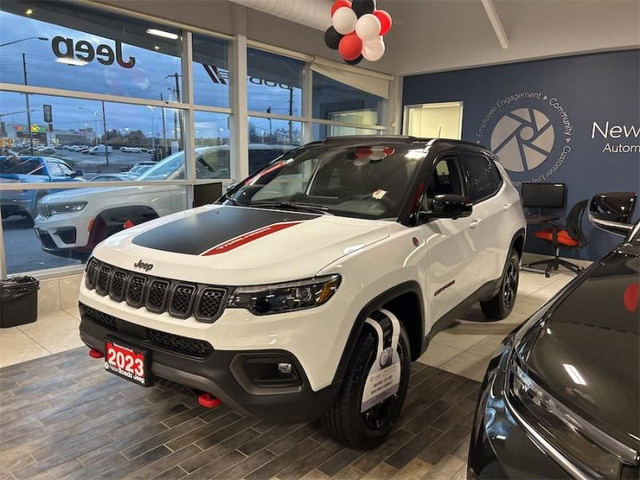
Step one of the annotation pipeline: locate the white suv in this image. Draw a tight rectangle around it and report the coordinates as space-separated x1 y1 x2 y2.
78 137 526 449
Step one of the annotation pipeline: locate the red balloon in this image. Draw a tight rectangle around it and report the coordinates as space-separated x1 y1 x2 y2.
355 148 372 158
339 33 363 61
373 10 392 35
331 0 352 17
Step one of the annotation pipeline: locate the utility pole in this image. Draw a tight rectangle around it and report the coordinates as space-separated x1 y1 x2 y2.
167 73 183 149
160 93 167 157
101 100 109 166
22 53 34 155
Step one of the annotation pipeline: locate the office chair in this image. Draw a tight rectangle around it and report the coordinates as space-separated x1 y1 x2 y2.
527 199 588 277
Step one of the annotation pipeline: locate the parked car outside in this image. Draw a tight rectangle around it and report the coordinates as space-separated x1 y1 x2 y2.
0 155 84 222
35 145 295 258
468 191 639 480
89 174 129 182
89 144 113 155
76 136 526 449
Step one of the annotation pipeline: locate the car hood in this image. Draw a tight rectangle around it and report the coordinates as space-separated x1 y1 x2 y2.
93 204 390 285
525 248 640 450
40 184 176 203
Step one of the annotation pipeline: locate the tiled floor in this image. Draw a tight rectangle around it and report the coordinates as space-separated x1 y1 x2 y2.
0 269 575 479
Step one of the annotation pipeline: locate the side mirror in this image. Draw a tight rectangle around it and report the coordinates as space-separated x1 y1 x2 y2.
225 181 239 193
418 194 473 222
74 170 83 177
589 192 637 237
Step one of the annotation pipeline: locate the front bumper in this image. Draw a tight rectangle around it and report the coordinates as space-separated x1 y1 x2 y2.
35 212 92 253
79 303 340 423
468 338 571 480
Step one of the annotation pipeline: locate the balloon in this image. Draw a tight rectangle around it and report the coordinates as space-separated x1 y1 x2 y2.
373 10 392 35
355 148 372 158
362 36 385 62
339 33 363 61
331 0 352 17
345 54 363 65
324 26 343 50
332 7 357 35
369 150 386 161
352 0 376 17
355 14 381 42
353 157 370 166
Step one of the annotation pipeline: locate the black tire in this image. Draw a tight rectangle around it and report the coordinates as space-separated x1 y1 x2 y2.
322 318 411 450
481 250 520 319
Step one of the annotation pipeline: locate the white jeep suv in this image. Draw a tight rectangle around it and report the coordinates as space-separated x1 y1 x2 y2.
78 136 526 449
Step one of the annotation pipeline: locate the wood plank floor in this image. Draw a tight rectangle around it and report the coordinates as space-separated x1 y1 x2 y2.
0 347 479 480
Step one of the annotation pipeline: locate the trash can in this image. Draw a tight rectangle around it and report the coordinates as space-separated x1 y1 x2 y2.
0 276 39 328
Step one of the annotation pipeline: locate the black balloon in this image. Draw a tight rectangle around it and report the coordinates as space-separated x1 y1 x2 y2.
324 26 342 50
345 54 363 65
351 0 376 17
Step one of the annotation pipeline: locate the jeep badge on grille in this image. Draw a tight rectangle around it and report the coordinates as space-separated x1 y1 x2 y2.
133 260 154 271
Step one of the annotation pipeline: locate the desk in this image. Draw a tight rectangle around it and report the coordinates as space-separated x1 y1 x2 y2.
525 213 559 225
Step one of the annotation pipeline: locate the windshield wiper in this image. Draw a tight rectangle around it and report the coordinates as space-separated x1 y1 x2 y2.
250 201 330 215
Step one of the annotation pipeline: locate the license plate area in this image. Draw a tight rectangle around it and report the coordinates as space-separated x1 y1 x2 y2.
105 336 152 387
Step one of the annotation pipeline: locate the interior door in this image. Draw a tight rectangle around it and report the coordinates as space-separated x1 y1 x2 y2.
403 102 463 140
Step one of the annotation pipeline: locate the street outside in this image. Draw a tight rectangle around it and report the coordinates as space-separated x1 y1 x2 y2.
2 148 157 274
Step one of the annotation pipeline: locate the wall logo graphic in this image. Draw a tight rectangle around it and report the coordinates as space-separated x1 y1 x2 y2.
476 92 573 184
490 108 554 172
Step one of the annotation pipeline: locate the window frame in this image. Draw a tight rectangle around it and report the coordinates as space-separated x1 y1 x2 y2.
461 153 504 204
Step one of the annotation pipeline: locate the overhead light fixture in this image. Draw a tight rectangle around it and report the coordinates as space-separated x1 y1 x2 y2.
56 58 88 66
25 8 33 15
146 28 178 40
154 45 160 51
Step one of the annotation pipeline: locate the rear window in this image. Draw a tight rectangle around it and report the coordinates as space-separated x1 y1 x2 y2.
0 156 44 175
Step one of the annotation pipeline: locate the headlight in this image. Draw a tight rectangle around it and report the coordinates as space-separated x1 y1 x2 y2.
507 328 637 480
227 275 341 315
48 202 87 215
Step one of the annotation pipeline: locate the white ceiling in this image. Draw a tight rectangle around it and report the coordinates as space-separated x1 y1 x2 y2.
97 0 640 76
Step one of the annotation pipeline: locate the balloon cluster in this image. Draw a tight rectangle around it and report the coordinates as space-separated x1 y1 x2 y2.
352 146 395 165
324 0 392 65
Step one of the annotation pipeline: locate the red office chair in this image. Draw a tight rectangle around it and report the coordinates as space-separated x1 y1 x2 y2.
527 199 588 277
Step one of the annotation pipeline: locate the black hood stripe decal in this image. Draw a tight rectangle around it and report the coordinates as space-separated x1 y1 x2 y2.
131 206 319 256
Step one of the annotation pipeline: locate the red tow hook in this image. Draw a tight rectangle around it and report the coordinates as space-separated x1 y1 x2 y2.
89 348 104 359
198 393 222 409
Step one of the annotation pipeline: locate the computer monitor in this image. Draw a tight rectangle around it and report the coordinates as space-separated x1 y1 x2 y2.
521 182 566 209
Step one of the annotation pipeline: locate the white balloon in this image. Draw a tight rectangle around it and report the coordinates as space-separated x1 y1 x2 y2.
332 7 357 35
362 37 385 61
355 14 381 42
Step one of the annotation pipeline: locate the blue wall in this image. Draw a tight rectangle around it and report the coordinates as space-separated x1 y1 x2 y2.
403 49 640 261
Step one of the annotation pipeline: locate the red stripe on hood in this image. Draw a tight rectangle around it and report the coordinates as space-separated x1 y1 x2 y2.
200 221 302 256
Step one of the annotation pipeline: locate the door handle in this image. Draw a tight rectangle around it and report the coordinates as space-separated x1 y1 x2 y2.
470 219 482 229
503 203 512 211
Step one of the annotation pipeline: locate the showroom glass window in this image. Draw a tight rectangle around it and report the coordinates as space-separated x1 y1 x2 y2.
192 34 229 108
247 48 303 116
0 0 183 102
311 73 384 141
246 49 304 174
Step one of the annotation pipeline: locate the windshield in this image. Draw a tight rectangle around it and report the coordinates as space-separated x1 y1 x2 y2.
225 144 425 219
0 156 44 175
138 151 184 181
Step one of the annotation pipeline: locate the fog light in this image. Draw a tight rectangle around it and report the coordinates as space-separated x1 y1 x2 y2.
278 362 292 374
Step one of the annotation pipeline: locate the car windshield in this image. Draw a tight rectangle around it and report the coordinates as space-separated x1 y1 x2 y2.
225 144 426 220
0 156 44 175
137 151 184 181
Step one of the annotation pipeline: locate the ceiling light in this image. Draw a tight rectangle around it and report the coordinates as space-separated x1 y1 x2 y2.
56 58 88 67
146 28 178 40
25 8 33 15
154 45 160 51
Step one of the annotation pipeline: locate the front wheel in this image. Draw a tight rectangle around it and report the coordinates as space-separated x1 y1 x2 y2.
481 250 520 319
322 318 411 450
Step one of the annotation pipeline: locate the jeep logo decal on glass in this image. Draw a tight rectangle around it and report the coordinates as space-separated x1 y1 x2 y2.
133 260 153 271
51 36 136 68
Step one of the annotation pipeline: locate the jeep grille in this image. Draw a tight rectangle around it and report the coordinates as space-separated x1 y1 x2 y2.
84 258 227 323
